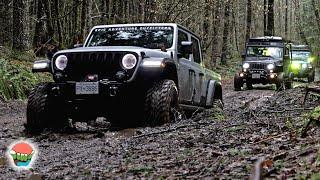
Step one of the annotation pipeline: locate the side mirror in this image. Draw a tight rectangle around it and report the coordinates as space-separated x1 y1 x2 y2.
241 52 246 58
74 44 83 48
181 41 193 55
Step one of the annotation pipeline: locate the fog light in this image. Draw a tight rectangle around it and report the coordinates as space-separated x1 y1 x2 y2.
240 73 244 77
270 74 276 79
270 70 273 73
243 69 247 72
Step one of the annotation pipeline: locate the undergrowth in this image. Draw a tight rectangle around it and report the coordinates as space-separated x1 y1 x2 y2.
0 47 50 101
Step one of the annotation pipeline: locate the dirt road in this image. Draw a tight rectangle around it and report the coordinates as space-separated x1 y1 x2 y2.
1 80 319 179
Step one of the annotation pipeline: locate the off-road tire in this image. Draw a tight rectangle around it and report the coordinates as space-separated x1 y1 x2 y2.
234 74 243 91
26 83 68 134
308 71 315 83
246 82 253 90
145 80 179 126
285 81 292 89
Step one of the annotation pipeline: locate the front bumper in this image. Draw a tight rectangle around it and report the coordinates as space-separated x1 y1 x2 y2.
237 70 279 84
292 68 314 78
49 80 127 98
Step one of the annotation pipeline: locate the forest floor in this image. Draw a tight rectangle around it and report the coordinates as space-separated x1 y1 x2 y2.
1 78 320 179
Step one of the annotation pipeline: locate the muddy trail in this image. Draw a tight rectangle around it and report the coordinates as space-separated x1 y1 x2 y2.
1 80 320 179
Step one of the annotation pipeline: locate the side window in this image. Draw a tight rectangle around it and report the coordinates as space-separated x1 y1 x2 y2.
191 37 201 64
178 30 189 59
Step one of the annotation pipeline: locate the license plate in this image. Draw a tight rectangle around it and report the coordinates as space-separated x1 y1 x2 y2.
252 74 260 79
76 82 99 95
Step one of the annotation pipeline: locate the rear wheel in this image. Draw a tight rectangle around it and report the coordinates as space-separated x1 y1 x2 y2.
145 80 179 126
234 74 243 91
26 83 68 134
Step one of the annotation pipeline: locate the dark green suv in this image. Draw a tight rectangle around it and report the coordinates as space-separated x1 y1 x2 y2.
290 45 315 82
234 36 293 91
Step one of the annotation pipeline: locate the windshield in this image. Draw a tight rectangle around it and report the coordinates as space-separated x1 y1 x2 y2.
246 46 283 59
292 51 311 61
86 26 174 49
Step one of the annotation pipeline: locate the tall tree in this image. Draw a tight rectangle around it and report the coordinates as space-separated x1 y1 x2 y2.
265 0 274 36
12 0 30 50
221 0 232 65
245 0 252 40
211 0 221 67
0 0 11 46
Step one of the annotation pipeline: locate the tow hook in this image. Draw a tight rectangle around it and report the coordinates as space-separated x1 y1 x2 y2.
110 86 118 97
51 86 60 96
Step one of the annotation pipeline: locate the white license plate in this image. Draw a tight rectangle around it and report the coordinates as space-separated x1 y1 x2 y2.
252 74 260 79
76 82 99 95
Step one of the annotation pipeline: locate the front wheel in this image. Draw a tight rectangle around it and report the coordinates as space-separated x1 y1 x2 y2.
145 80 179 126
26 83 68 134
308 71 315 82
234 74 243 91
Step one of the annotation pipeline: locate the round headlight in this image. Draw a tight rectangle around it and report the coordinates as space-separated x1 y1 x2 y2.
55 55 68 70
243 63 250 69
122 54 137 70
267 64 275 70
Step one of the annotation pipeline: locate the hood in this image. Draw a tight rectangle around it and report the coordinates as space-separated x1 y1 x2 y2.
54 46 171 59
244 56 282 65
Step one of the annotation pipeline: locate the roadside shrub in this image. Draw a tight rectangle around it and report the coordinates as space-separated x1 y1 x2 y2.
0 58 38 101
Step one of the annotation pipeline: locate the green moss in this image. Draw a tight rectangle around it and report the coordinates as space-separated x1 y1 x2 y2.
310 106 320 120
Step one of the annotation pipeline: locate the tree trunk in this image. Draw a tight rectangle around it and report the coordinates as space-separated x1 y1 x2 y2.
211 0 220 67
285 0 288 38
264 0 267 35
0 0 11 46
266 0 274 36
246 0 252 41
12 0 30 50
221 0 232 65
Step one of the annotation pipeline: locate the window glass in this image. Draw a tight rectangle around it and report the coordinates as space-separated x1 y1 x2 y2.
178 30 189 59
246 46 283 59
191 37 201 64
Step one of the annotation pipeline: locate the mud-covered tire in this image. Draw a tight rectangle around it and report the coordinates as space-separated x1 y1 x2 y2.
26 83 68 134
145 80 179 126
308 71 315 82
234 74 243 91
285 81 292 89
246 82 253 90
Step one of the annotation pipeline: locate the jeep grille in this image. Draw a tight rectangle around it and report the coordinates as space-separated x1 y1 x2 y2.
57 52 138 81
250 63 266 70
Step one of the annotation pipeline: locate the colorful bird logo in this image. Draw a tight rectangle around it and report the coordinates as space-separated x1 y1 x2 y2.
7 140 37 169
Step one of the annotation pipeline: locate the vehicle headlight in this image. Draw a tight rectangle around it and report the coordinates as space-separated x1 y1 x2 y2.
243 63 250 69
267 64 275 70
302 64 307 69
121 54 137 70
55 55 68 70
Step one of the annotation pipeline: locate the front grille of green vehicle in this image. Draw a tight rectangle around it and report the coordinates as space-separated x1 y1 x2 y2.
60 51 138 81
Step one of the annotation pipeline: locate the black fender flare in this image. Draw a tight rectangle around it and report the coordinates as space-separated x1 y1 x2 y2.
205 80 222 107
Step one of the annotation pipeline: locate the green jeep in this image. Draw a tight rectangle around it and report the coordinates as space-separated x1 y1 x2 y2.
290 45 315 82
